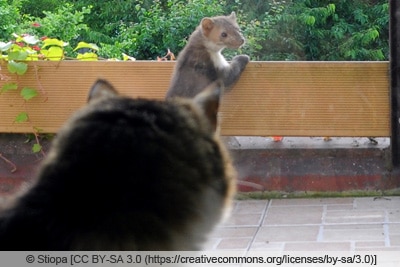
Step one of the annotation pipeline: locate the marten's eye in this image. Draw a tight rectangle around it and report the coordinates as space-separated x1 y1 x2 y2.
221 32 228 38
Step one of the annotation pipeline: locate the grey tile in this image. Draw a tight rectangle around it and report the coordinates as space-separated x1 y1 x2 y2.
234 200 268 214
355 197 400 210
249 241 284 251
355 241 387 249
255 226 320 242
388 210 400 223
323 224 385 242
209 227 257 238
215 238 252 250
270 198 354 207
208 198 400 252
224 213 263 227
325 209 385 224
264 205 323 225
284 242 351 251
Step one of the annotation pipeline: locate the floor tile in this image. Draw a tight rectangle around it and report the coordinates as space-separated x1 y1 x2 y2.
255 226 320 242
264 205 323 225
206 197 400 252
270 198 353 207
325 209 385 224
209 227 257 238
355 241 387 249
215 237 252 250
322 224 385 242
388 235 400 246
233 200 268 214
249 241 284 251
224 213 263 227
284 242 351 251
388 210 400 223
355 197 400 210
326 204 354 211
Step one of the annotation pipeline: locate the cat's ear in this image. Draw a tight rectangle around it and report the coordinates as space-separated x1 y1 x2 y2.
193 82 222 132
88 79 119 102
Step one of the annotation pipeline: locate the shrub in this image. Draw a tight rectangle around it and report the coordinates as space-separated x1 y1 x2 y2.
0 0 23 40
111 0 226 60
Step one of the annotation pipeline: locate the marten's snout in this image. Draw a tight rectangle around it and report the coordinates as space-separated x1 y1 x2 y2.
239 36 245 45
235 30 246 46
223 30 245 49
234 33 245 48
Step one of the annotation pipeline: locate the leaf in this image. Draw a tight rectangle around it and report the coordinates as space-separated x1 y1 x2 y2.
7 61 28 75
15 112 29 123
41 38 68 49
8 50 28 61
326 4 336 13
22 35 40 45
74 42 99 51
361 29 380 46
122 53 136 61
76 52 98 61
303 15 316 26
0 42 12 51
1 83 18 93
42 46 64 61
32 143 42 153
20 87 38 100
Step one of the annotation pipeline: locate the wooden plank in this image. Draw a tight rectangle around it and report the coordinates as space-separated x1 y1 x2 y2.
221 61 390 137
0 61 173 134
0 61 390 137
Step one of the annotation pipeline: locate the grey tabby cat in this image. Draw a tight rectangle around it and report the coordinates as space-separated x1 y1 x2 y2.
0 79 236 250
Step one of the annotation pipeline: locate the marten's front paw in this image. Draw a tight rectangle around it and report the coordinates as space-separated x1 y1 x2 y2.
233 55 250 68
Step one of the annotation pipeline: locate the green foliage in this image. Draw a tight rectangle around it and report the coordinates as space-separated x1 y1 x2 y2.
0 0 23 40
40 38 69 60
1 0 389 61
68 0 142 44
113 0 226 59
32 143 42 153
1 82 18 93
237 0 388 61
74 41 99 60
21 4 91 56
0 32 100 153
20 87 38 100
14 112 29 123
20 0 64 18
7 60 28 74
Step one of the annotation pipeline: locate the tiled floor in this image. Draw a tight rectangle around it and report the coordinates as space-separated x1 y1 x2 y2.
205 197 400 251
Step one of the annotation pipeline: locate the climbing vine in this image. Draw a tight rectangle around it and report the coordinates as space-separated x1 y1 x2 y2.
0 30 143 162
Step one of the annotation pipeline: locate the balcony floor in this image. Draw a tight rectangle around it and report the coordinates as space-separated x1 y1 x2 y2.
205 197 400 251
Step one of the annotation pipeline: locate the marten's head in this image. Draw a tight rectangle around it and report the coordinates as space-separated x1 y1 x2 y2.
200 12 245 51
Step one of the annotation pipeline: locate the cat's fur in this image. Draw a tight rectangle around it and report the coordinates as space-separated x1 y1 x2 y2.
0 79 236 250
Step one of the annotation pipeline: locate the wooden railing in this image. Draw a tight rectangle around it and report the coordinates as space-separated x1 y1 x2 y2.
0 61 390 137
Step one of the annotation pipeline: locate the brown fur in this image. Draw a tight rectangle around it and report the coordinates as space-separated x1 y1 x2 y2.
165 12 250 98
0 80 236 250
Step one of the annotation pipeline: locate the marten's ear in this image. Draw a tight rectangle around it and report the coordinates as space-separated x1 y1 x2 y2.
88 79 119 103
201 18 215 37
229 12 236 20
193 82 222 132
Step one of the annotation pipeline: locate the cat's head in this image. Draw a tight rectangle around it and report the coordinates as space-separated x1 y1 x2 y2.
88 79 222 133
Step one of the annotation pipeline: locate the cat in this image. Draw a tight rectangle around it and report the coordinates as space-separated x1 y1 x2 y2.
0 79 236 250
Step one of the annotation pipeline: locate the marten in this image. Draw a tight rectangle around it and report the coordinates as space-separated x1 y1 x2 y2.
165 12 250 98
0 80 236 250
